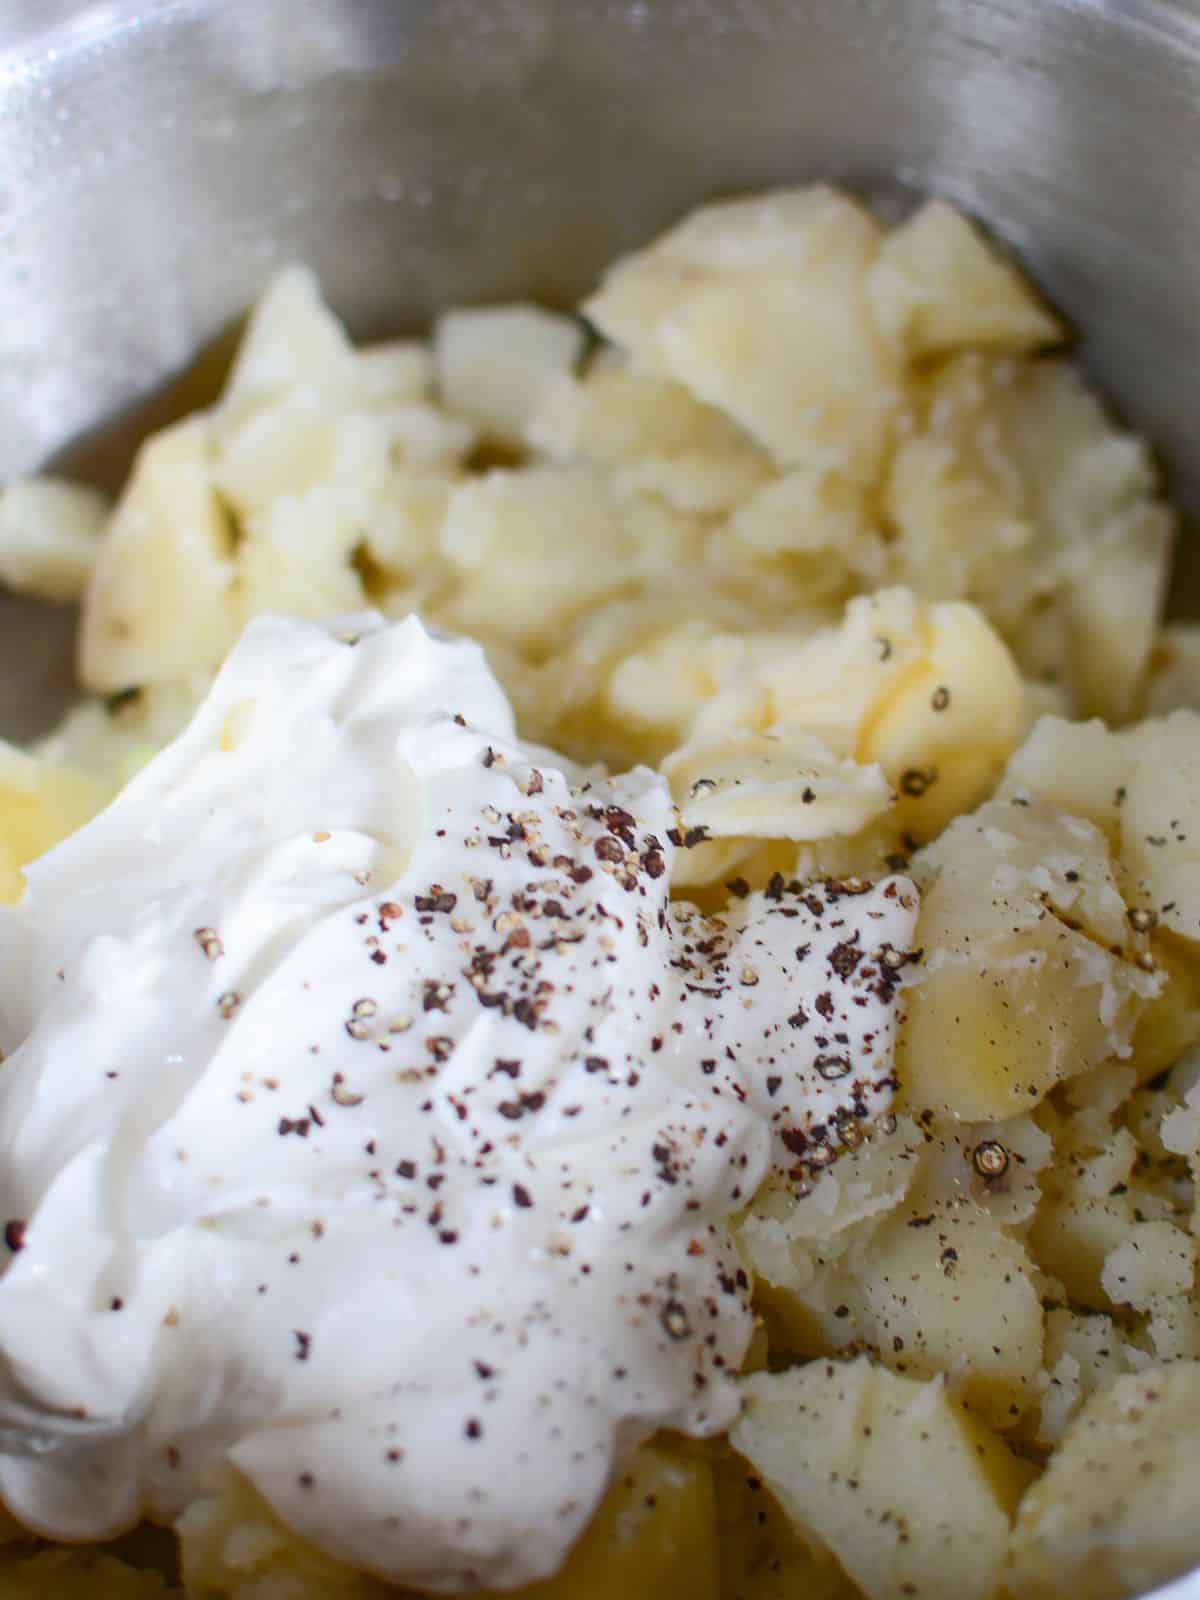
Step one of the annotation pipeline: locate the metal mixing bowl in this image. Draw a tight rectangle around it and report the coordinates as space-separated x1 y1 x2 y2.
0 1 1199 1593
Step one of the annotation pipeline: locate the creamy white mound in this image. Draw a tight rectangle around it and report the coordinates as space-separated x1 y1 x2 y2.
0 613 916 1590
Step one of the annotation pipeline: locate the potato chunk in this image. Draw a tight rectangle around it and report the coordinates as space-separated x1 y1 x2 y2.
1009 1363 1200 1600
529 368 769 515
867 198 1065 359
0 744 110 903
1121 710 1200 944
434 304 584 446
438 466 644 654
79 419 236 692
884 354 1173 722
585 187 904 482
899 797 1158 1120
733 1360 1030 1600
0 478 109 604
178 1445 717 1600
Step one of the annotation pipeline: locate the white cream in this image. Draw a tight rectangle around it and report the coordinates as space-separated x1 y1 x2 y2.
0 613 918 1591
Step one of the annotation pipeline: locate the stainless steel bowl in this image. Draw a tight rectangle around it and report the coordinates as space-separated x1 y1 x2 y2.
1 2 1199 1594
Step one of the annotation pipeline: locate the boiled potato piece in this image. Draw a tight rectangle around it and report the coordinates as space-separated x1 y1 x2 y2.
1065 509 1173 727
0 1550 175 1599
1121 710 1200 944
852 1207 1043 1426
713 468 888 609
664 725 892 843
715 1445 860 1600
860 598 1026 843
899 797 1158 1120
439 466 643 654
79 418 236 692
1143 1292 1200 1363
0 478 110 603
999 715 1129 845
752 1193 1043 1428
1100 1218 1195 1311
885 354 1173 722
668 588 1025 858
736 1115 927 1290
360 471 455 588
1028 1135 1141 1309
530 368 770 515
1003 709 1200 956
233 485 367 626
213 392 391 524
0 744 110 903
179 1445 716 1600
511 1441 718 1600
354 339 434 407
733 1360 1031 1600
983 358 1173 722
585 187 905 482
1036 1308 1136 1446
867 198 1065 358
178 1465 387 1599
219 263 357 416
1145 623 1200 715
1008 1363 1200 1600
434 304 584 446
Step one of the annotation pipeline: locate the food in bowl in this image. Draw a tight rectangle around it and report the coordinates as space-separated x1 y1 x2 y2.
0 186 1196 1600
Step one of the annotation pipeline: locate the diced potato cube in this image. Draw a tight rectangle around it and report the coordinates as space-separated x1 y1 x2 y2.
861 599 1025 843
178 1445 717 1600
1145 623 1200 716
736 1115 926 1288
733 1359 1031 1600
530 369 770 515
361 471 454 586
0 743 110 903
220 264 357 414
1008 1363 1200 1600
663 726 892 843
214 392 391 524
512 1441 718 1600
914 1113 1054 1230
898 798 1158 1120
1121 710 1200 945
867 198 1065 359
354 340 434 407
1143 1293 1200 1362
434 304 584 445
0 478 110 603
585 187 905 482
885 354 1174 722
1000 715 1129 845
1029 1158 1138 1310
1036 1308 1134 1446
79 418 236 691
233 486 366 626
1100 1219 1195 1310
1064 501 1174 726
438 466 639 654
713 468 887 608
715 1444 860 1600
178 1465 389 1598
384 402 477 472
852 1208 1044 1426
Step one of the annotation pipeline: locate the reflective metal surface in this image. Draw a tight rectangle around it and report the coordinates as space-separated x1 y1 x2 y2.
0 3 1198 1588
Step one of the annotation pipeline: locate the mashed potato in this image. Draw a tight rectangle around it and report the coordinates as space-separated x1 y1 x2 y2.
0 186 1197 1600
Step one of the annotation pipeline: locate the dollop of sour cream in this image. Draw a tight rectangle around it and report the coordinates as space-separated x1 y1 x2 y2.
0 614 918 1591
